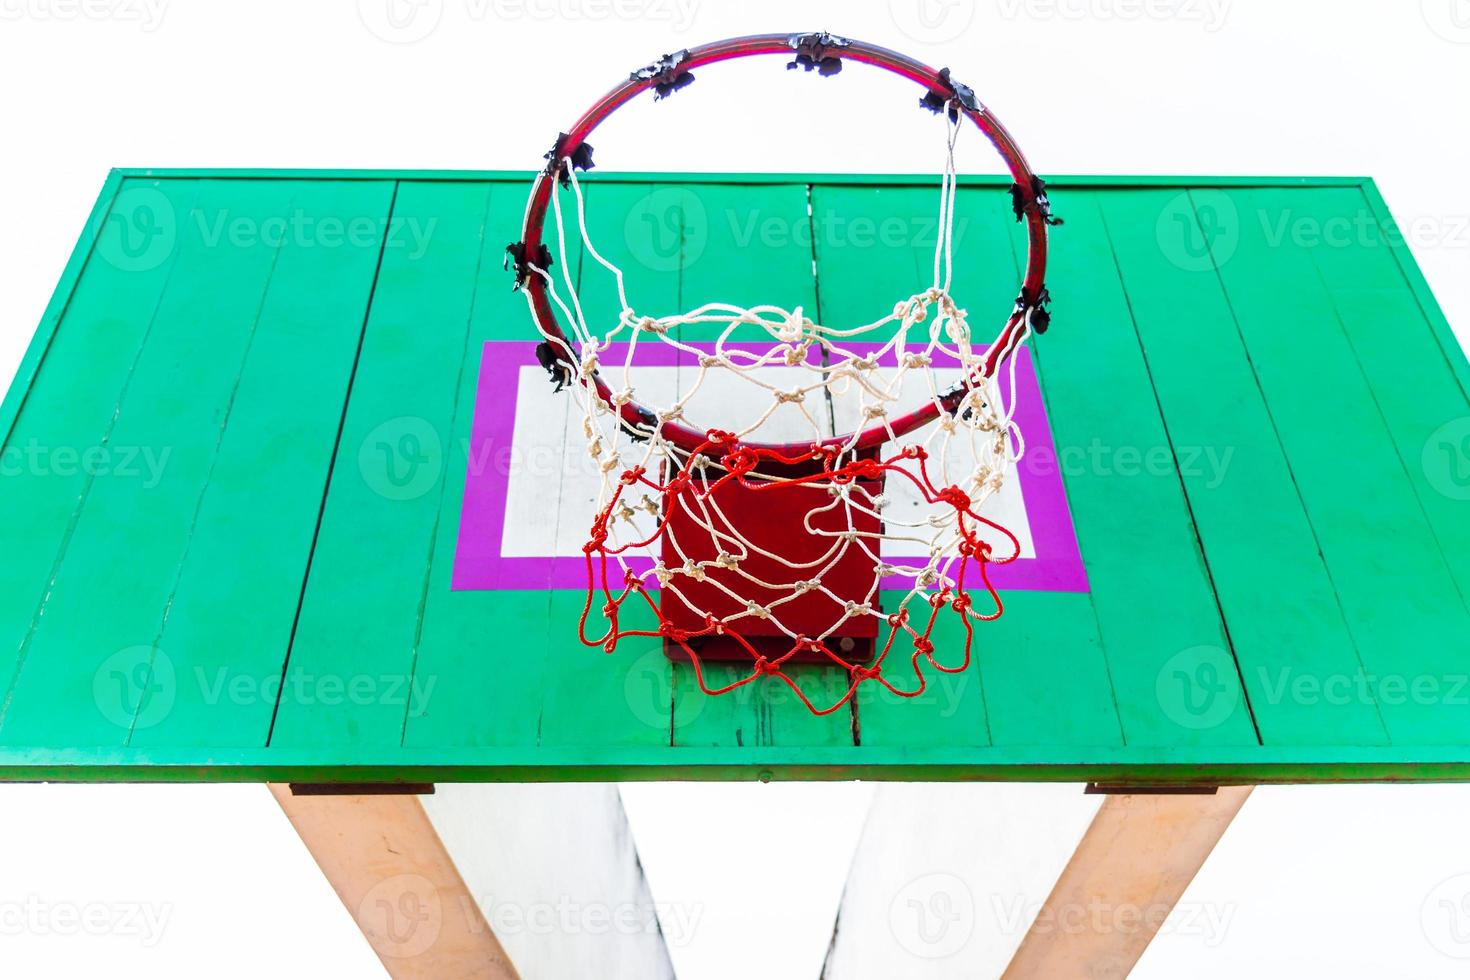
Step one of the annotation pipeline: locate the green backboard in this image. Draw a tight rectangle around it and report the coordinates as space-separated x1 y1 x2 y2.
0 169 1466 785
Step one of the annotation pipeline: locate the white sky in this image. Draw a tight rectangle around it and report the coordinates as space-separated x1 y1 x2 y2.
2 1 1469 977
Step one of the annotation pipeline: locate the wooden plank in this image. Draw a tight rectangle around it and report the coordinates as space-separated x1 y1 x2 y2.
270 784 520 978
1298 186 1470 595
396 178 557 753
1000 786 1252 978
403 181 671 752
664 181 852 747
533 182 680 749
1211 188 1470 745
1359 180 1470 395
807 183 995 750
0 178 298 746
129 179 397 747
0 177 199 728
1020 191 1258 747
1097 188 1387 747
804 183 1122 750
268 181 495 749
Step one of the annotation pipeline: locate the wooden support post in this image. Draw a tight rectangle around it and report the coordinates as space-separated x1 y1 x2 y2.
1001 785 1252 979
269 784 520 979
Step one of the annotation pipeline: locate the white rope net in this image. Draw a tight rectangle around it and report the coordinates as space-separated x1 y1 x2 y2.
516 115 1037 713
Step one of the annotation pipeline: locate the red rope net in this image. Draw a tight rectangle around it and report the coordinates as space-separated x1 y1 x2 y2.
577 432 1020 715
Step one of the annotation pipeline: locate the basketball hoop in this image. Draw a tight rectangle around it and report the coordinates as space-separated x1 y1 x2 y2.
508 32 1057 715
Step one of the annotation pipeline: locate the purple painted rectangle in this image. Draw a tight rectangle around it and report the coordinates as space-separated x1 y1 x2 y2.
451 340 1089 593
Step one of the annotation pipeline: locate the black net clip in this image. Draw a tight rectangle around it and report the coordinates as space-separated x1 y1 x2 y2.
1015 285 1052 334
622 405 659 444
534 341 574 392
543 132 596 188
1009 175 1064 226
787 31 851 76
919 67 981 120
631 49 694 100
504 240 552 291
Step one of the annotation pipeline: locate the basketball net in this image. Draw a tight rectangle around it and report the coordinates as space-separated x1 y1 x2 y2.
518 114 1037 715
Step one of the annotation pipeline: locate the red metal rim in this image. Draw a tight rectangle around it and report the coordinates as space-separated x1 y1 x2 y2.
519 32 1050 456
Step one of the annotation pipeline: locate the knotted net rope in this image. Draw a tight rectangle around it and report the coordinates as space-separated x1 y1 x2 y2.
517 115 1036 714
